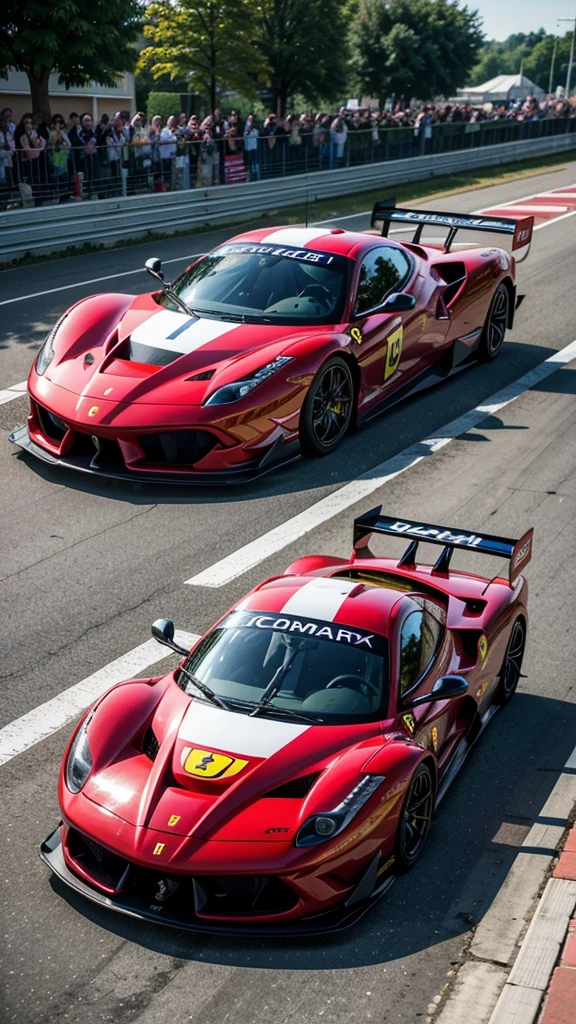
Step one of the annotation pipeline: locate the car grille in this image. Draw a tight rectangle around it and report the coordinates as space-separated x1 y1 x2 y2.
36 403 68 441
67 828 129 890
137 430 218 466
193 875 297 915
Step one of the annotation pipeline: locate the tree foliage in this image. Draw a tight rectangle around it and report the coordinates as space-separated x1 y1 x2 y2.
0 0 142 122
256 0 351 112
468 30 575 91
139 0 267 111
352 0 484 103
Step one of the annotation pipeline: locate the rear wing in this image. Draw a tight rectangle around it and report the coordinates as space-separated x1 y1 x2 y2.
353 507 533 585
371 200 533 255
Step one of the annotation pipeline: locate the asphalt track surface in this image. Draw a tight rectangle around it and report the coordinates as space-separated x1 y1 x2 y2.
1 161 575 1024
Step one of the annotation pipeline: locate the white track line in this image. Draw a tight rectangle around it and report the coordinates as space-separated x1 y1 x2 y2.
0 629 199 768
0 379 28 405
0 252 204 308
185 338 576 588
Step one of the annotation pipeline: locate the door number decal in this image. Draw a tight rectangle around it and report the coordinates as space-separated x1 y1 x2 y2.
384 326 403 380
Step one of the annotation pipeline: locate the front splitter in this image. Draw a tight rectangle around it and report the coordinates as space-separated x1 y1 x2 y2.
9 425 301 487
40 828 394 937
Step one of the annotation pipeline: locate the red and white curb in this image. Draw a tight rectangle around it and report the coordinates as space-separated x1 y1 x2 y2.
433 747 576 1024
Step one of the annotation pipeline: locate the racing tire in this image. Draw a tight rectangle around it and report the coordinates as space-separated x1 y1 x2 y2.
393 762 434 874
299 356 354 458
477 283 510 363
496 617 526 705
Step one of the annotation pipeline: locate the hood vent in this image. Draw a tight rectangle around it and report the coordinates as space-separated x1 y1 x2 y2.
186 369 215 381
266 772 321 799
143 725 160 761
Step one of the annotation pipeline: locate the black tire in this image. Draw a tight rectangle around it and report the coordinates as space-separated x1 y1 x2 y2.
496 617 526 705
300 356 354 458
393 762 434 874
477 283 510 363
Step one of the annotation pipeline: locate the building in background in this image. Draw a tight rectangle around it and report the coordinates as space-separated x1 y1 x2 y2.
455 73 546 105
0 70 136 121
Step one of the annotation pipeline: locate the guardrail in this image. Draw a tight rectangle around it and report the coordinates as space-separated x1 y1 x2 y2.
1 130 575 262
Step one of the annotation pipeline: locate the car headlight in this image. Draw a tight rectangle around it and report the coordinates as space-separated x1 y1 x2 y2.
36 314 67 376
65 715 94 793
294 774 386 847
203 355 293 406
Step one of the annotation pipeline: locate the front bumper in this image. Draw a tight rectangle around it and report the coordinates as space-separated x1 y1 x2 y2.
41 827 394 936
9 424 300 486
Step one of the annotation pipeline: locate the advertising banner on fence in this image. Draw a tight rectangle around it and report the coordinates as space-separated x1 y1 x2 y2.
225 154 247 184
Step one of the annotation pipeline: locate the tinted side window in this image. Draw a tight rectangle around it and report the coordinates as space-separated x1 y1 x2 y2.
421 602 444 669
356 248 411 314
399 610 423 697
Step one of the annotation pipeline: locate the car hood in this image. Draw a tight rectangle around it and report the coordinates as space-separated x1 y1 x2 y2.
46 293 333 407
83 689 385 843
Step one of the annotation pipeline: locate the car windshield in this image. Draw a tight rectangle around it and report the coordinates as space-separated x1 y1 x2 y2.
182 610 389 723
162 243 350 325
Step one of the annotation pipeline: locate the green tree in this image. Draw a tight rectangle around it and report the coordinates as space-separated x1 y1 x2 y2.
0 0 141 123
139 0 267 112
352 0 484 104
256 0 351 113
525 32 574 92
467 29 549 86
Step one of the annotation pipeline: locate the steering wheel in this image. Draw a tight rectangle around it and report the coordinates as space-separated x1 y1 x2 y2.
326 674 380 698
297 283 333 308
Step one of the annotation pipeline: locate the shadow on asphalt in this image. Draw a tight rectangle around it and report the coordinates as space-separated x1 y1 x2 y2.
50 689 576 970
9 339 557 504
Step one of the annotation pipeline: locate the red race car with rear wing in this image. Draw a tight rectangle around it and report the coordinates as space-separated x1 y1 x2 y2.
11 202 533 484
41 509 533 934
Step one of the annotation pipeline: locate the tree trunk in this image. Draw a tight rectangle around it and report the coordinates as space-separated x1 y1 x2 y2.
28 67 52 125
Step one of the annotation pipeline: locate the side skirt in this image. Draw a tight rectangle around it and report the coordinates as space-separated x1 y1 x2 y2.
435 704 500 807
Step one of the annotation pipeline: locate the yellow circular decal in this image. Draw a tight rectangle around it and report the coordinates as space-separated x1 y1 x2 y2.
88 406 99 417
478 635 488 664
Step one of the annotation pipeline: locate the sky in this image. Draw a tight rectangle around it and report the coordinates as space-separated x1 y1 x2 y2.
472 0 576 41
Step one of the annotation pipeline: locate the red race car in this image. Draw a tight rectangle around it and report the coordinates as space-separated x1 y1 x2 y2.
41 509 533 934
11 202 533 484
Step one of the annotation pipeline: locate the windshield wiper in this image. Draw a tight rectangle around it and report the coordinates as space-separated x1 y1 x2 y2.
247 703 321 724
249 648 298 717
179 666 231 711
193 309 274 324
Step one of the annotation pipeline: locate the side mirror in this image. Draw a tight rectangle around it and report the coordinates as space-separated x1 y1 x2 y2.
405 674 468 709
151 618 189 657
145 257 165 285
382 292 416 312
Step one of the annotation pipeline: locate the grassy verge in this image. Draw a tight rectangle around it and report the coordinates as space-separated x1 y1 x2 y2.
1 147 573 271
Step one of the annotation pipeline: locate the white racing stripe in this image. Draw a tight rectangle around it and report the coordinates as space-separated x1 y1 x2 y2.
129 309 240 354
0 629 199 768
185 337 576 587
281 576 359 619
178 701 308 758
259 227 330 246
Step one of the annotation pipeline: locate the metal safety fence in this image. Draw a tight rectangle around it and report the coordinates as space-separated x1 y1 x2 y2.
1 117 575 213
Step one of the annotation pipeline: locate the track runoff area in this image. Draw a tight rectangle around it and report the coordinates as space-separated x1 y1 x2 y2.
1 163 576 1024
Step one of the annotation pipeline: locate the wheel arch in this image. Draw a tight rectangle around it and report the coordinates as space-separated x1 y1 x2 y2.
499 275 516 329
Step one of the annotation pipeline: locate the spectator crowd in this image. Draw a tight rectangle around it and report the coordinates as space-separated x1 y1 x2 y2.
1 95 575 209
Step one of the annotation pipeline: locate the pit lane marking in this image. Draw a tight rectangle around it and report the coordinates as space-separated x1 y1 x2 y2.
0 630 199 768
184 337 576 587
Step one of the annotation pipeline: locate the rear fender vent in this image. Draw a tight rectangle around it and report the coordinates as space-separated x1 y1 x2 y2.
433 262 467 306
266 772 321 798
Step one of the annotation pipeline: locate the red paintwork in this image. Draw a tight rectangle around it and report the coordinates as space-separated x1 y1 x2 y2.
55 544 528 928
24 224 516 479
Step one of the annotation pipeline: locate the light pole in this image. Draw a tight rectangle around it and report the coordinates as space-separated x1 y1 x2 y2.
558 15 576 97
549 37 558 94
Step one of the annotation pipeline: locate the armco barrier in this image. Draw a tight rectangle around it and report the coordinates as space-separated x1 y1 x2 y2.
1 131 575 262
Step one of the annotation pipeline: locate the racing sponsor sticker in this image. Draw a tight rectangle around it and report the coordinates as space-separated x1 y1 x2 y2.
430 726 438 753
478 635 489 665
384 326 403 380
167 815 181 827
348 326 363 345
402 712 416 735
153 842 165 856
212 242 346 269
223 610 387 655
